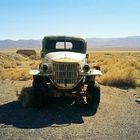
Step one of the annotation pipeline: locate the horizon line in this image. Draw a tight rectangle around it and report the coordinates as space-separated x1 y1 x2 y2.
1 35 140 41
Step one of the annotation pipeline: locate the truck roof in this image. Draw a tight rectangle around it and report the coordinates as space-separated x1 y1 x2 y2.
42 36 87 54
43 36 86 42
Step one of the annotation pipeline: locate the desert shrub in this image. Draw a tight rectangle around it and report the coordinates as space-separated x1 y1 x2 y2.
0 52 37 81
89 52 139 88
0 56 16 69
100 68 137 88
0 53 28 69
29 55 40 60
0 68 32 81
13 54 29 61
29 61 40 69
16 61 22 66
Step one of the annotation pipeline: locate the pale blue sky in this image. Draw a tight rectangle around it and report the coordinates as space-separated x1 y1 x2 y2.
0 0 140 40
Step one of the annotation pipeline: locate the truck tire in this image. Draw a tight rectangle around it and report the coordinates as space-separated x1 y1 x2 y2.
32 77 47 107
19 87 34 108
86 81 100 112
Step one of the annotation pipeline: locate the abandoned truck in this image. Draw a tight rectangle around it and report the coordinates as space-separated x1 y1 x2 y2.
29 36 102 110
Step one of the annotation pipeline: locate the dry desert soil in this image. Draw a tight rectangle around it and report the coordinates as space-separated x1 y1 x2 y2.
0 79 140 140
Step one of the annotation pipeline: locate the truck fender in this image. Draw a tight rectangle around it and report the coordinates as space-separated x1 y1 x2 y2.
29 70 40 75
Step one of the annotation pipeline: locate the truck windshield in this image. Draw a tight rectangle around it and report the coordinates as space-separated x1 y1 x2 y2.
43 39 87 54
56 42 73 50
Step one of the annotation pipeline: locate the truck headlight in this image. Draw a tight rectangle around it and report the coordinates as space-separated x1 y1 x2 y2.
41 63 48 72
83 64 90 72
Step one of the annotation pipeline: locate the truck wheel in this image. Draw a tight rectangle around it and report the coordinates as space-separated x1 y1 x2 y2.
32 77 47 107
86 81 100 112
19 87 34 108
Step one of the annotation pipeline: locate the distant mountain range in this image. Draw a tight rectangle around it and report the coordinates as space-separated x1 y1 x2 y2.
0 39 41 49
0 36 140 49
87 36 140 48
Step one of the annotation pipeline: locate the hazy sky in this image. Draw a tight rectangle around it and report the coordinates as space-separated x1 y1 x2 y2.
0 0 140 40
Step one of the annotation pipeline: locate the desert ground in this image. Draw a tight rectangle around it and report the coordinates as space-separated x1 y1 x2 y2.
0 49 140 140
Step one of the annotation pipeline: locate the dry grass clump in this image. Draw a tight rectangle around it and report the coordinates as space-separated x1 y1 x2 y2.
0 52 40 81
29 54 40 60
29 61 40 69
88 52 140 88
0 68 31 81
100 67 137 87
0 54 16 69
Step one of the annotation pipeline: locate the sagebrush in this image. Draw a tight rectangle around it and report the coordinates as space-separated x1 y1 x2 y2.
0 50 140 88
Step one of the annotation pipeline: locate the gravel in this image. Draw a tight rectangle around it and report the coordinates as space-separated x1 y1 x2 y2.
0 80 140 140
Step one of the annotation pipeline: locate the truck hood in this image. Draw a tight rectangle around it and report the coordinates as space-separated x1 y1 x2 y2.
45 52 86 63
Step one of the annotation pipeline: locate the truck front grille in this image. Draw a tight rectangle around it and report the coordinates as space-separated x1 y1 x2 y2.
52 63 79 85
